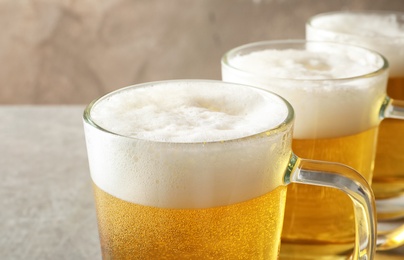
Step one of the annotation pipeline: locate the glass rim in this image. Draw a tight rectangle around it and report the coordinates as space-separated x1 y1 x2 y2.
221 39 389 82
83 79 295 145
306 10 404 41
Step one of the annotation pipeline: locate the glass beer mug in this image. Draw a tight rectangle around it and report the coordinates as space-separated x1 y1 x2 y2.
83 80 376 260
221 41 404 259
306 11 404 220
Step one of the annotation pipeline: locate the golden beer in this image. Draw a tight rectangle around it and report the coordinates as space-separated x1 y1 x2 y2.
221 40 386 258
373 77 404 198
305 11 404 202
93 182 287 259
281 127 378 256
84 81 294 259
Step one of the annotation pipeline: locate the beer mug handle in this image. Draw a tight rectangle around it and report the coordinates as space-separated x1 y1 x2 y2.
286 154 376 260
380 96 404 119
375 96 404 250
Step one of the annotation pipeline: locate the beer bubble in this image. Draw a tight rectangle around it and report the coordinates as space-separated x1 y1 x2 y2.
307 12 404 77
90 81 289 143
85 81 291 208
223 47 387 139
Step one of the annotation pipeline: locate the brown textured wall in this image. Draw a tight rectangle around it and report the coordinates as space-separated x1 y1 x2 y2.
1 0 403 104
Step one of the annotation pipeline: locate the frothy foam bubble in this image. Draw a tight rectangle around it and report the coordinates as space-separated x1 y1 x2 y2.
230 49 381 80
90 81 289 142
85 81 291 208
311 13 404 40
307 12 404 76
222 47 387 139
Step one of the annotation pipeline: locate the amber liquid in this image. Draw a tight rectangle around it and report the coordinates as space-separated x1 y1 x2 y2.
372 77 404 199
280 127 378 259
93 183 287 260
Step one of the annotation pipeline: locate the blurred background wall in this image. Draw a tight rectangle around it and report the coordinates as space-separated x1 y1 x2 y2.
1 0 403 104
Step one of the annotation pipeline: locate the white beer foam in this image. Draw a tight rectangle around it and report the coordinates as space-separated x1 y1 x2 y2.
91 81 288 142
229 49 380 80
307 12 404 77
85 81 291 208
222 48 387 139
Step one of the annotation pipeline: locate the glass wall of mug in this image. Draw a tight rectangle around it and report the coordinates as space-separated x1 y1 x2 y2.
221 41 393 259
306 11 404 219
83 80 376 260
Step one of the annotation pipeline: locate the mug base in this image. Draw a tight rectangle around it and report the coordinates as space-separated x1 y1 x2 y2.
279 241 354 260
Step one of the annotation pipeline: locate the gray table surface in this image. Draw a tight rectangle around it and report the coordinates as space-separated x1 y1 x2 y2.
1 106 403 260
1 106 100 259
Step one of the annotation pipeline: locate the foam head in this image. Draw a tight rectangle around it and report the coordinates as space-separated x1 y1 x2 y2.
227 48 380 80
222 41 388 139
84 80 293 208
90 80 289 143
306 11 404 77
